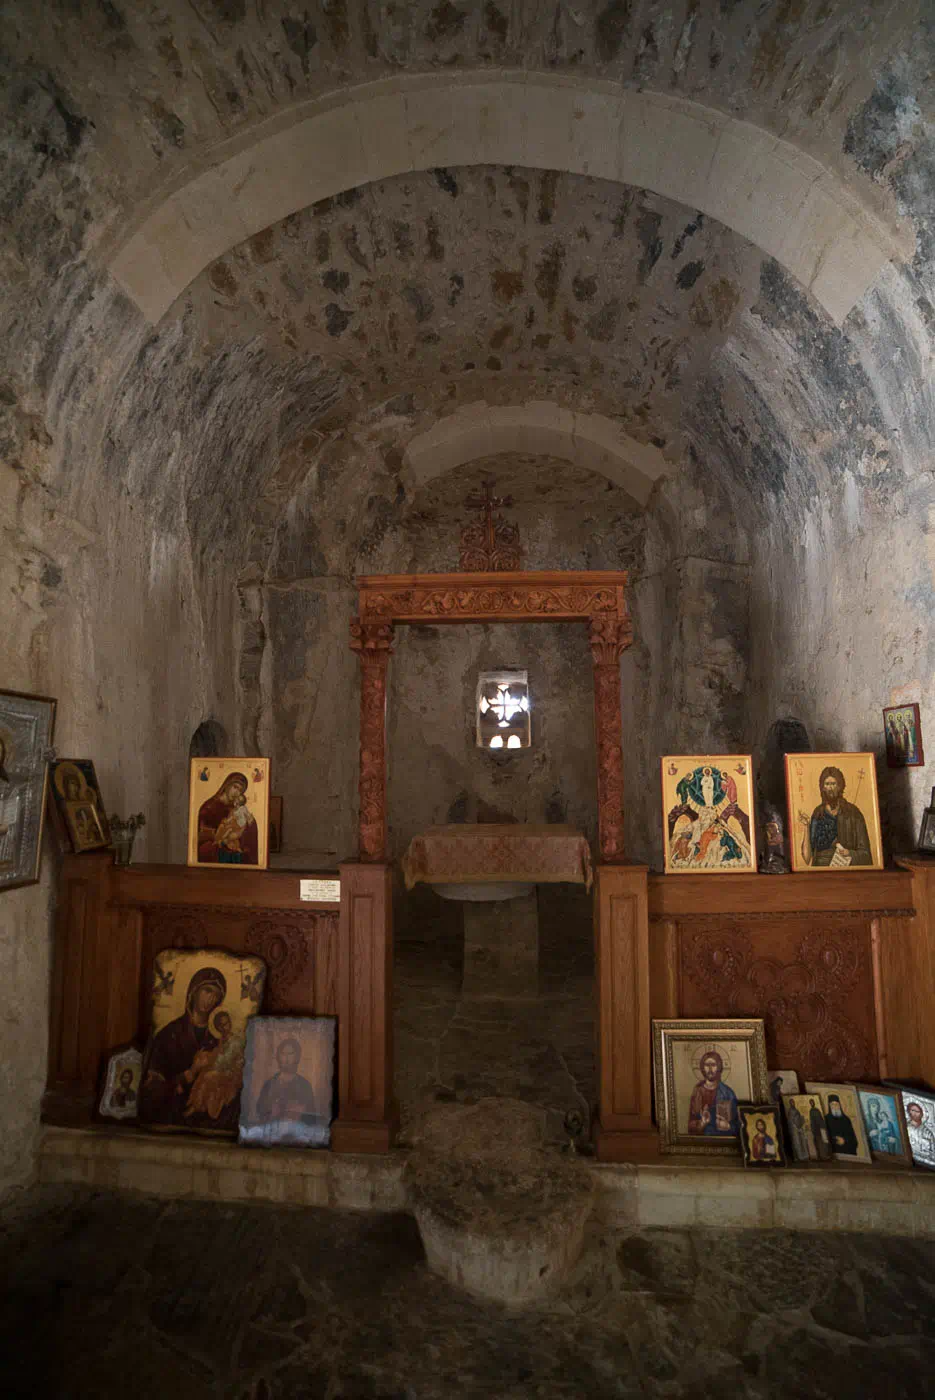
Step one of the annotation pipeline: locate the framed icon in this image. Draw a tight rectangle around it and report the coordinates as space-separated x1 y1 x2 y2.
187 758 270 869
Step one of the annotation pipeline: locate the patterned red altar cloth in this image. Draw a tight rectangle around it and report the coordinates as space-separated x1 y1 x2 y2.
401 824 593 892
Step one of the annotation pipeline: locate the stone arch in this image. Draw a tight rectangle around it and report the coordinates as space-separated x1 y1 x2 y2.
108 73 911 328
402 402 668 507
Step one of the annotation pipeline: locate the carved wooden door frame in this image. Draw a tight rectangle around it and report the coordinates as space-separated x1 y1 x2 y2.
351 570 632 864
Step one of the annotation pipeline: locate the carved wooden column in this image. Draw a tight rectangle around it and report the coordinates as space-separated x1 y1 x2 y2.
44 850 123 1125
350 619 394 863
589 615 632 863
593 862 655 1161
332 860 397 1153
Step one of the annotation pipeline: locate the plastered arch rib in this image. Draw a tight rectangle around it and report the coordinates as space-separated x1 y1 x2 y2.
109 72 910 328
403 402 668 507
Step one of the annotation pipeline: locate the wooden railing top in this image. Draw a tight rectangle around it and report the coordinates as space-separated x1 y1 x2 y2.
106 860 341 912
648 868 915 919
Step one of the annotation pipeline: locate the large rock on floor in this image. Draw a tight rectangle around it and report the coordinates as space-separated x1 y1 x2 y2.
405 1097 595 1305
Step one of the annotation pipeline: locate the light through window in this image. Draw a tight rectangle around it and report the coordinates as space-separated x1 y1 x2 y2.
476 671 531 751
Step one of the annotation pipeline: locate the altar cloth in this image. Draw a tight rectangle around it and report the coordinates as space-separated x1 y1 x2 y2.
401 824 593 892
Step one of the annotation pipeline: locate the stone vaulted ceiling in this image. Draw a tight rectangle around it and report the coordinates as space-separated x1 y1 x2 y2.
0 0 932 553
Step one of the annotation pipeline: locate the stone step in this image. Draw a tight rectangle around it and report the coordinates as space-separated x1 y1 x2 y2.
38 1126 935 1239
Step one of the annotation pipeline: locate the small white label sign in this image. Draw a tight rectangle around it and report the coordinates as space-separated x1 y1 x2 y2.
300 878 341 903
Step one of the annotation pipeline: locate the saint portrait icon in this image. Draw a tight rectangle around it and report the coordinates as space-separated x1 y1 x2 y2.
138 949 265 1136
901 1095 935 1169
786 754 883 872
661 756 756 873
688 1048 739 1138
113 1067 136 1108
739 1105 786 1167
883 703 923 768
239 1017 337 1148
804 1082 872 1163
98 1045 143 1122
784 1096 811 1161
0 731 21 874
856 1088 909 1162
50 758 111 853
187 758 270 870
0 690 56 891
653 1019 767 1154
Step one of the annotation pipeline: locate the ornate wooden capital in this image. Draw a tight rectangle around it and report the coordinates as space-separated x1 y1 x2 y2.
349 619 395 659
588 615 632 666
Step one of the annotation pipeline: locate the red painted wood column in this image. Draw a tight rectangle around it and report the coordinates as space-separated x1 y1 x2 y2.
588 615 632 863
350 620 394 862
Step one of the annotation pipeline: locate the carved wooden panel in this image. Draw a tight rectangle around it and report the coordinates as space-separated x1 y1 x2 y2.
676 915 878 1082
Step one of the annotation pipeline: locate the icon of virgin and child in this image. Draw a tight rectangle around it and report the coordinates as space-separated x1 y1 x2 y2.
667 765 752 871
197 772 259 865
140 966 254 1133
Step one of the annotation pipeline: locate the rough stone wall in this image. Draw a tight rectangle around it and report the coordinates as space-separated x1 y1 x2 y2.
251 443 752 869
256 454 648 863
745 13 935 856
2 0 916 233
0 58 273 1201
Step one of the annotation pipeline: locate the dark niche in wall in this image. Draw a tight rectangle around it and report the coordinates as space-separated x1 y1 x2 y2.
189 720 229 759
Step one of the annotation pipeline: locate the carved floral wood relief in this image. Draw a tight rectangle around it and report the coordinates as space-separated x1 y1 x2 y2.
678 917 876 1081
360 583 624 622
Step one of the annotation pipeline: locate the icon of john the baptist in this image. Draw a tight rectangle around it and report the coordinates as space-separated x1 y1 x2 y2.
797 765 872 868
140 966 242 1131
197 772 258 865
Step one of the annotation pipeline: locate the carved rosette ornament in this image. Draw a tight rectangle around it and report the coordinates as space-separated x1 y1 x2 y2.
245 920 311 1002
589 616 632 862
350 619 394 862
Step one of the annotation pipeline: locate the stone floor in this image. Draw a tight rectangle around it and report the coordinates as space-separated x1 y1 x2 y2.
394 884 596 1146
3 1185 935 1399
